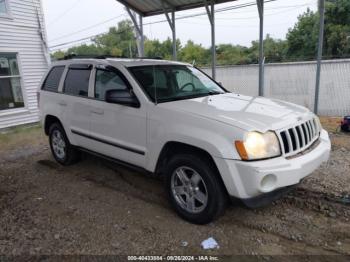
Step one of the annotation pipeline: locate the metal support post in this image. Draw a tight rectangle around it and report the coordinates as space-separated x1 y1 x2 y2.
165 9 177 60
205 1 216 79
126 7 144 57
257 0 264 96
314 0 325 114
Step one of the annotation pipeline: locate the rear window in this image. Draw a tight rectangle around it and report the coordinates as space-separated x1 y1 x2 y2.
63 65 92 97
42 66 65 92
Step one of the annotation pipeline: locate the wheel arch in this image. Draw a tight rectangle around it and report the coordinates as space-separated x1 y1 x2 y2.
155 141 229 196
44 115 63 135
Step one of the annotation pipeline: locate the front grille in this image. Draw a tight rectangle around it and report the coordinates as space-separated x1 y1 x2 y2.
278 118 320 157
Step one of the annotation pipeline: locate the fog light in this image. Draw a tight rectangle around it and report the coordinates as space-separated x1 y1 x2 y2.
260 174 277 192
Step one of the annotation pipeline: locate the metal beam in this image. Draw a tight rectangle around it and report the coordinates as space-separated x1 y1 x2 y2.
164 5 177 60
139 15 144 57
257 0 264 96
205 0 216 80
126 7 144 57
314 0 325 114
116 0 239 17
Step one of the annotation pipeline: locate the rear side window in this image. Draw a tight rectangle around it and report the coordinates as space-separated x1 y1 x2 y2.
64 64 92 97
42 66 65 92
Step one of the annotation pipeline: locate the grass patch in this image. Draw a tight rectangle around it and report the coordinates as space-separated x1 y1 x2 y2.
0 124 46 152
319 116 342 133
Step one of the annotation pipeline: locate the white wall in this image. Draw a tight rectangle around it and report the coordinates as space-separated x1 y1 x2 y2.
0 0 49 129
202 59 350 116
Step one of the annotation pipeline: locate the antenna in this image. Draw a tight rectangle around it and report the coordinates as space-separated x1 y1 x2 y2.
152 65 157 105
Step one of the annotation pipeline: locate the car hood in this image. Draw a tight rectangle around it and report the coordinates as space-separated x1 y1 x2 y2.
159 93 314 132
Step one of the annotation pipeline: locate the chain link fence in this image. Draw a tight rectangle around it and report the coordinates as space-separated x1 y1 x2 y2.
202 59 350 116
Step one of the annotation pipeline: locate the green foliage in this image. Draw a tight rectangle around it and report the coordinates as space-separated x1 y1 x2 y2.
145 37 181 60
286 9 319 60
216 44 251 65
94 20 138 58
178 40 210 66
287 2 350 60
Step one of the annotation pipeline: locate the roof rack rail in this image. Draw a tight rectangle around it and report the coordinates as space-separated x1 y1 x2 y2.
59 54 164 61
137 56 163 60
59 54 127 60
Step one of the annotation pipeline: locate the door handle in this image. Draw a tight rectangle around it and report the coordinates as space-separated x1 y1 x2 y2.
58 101 67 106
91 108 104 115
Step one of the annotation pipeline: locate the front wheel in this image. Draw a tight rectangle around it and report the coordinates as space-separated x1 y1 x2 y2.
165 154 227 224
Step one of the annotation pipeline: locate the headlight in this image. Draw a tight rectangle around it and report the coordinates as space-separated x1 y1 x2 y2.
235 131 281 160
315 116 322 130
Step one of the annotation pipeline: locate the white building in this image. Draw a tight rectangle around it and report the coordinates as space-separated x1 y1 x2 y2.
0 0 49 129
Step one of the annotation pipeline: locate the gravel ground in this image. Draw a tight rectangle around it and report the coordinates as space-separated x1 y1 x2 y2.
0 119 349 256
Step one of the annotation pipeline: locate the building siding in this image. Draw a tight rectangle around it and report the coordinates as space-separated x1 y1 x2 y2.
0 0 49 129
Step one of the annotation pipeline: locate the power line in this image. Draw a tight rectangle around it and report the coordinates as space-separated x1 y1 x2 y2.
47 0 83 27
50 26 135 50
194 1 316 20
50 13 126 42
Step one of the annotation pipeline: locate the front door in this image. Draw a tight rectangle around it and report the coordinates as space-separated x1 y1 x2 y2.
88 65 147 168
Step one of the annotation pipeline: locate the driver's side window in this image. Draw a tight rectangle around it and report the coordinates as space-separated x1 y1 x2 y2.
95 69 128 100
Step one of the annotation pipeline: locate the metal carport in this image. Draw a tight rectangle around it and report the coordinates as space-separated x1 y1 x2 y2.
116 0 326 114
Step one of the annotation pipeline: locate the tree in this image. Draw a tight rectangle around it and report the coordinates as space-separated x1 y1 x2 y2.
286 9 319 60
145 37 181 59
94 20 137 58
249 35 287 63
323 0 350 57
178 40 210 66
216 44 251 65
51 20 137 59
286 1 350 60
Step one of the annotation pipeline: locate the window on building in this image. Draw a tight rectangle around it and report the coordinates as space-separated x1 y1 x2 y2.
63 65 92 97
95 69 128 100
42 66 65 92
0 53 24 111
0 0 8 15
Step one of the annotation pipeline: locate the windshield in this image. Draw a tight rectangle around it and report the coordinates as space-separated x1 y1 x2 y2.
129 65 226 103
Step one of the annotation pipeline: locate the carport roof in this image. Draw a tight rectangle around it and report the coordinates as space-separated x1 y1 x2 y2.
116 0 237 17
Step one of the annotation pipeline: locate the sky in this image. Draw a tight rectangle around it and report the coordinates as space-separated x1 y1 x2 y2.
42 0 318 52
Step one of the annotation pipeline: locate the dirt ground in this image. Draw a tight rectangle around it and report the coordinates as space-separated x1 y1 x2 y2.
0 117 349 256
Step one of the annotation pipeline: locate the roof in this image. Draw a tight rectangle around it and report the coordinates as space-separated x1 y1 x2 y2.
52 58 189 67
116 0 238 17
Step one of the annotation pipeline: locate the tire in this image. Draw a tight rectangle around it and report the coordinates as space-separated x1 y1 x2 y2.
49 122 80 165
165 154 227 224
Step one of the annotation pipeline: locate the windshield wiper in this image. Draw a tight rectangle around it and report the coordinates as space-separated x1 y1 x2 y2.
156 91 224 103
207 91 224 95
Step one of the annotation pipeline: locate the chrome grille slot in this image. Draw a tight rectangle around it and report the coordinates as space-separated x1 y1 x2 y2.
296 125 304 148
278 117 320 157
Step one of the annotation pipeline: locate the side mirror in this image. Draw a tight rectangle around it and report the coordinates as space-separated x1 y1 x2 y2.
105 89 140 108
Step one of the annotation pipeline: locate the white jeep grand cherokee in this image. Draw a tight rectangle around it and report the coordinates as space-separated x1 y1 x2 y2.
39 57 331 224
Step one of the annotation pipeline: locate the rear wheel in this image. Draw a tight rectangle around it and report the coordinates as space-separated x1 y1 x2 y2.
165 154 227 224
49 123 80 165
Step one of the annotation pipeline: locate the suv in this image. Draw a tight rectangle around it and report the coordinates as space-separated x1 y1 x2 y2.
39 57 331 224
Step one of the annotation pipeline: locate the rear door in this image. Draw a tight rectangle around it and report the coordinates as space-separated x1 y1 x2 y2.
60 63 94 147
40 65 66 123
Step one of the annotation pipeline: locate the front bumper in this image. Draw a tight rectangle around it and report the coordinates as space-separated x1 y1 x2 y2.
214 129 331 199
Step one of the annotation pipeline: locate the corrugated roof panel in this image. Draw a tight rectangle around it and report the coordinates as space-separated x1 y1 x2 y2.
116 0 238 16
